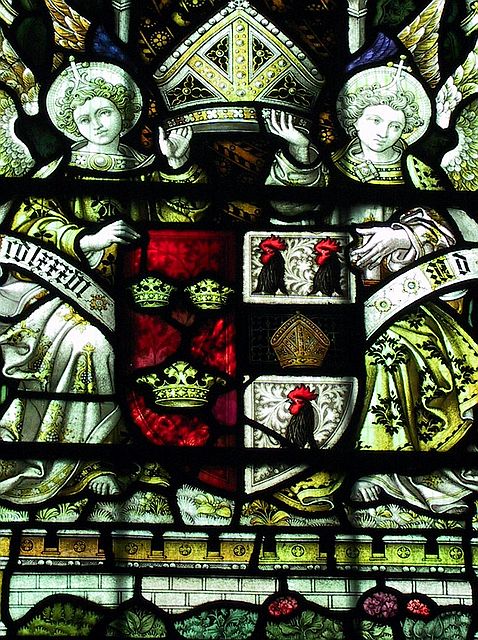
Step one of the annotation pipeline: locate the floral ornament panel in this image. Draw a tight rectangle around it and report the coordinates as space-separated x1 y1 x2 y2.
243 231 355 304
5 581 473 638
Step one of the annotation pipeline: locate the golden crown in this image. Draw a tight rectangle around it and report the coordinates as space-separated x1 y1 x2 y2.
185 278 234 309
154 0 324 132
270 312 330 368
129 277 176 308
137 361 225 407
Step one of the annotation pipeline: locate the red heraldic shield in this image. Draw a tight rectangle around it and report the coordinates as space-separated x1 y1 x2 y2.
123 230 237 491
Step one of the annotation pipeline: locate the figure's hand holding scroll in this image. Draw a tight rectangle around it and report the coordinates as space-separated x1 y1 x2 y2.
158 126 192 169
80 220 140 253
350 226 411 271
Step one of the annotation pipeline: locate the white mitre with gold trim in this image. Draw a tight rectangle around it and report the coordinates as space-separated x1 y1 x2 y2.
154 0 324 133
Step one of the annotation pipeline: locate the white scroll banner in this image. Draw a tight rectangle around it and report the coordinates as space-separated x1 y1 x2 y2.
365 247 478 340
0 234 115 330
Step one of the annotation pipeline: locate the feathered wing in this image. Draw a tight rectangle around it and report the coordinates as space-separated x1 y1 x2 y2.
397 0 445 88
346 33 398 73
0 90 34 177
440 99 478 190
44 0 91 52
0 21 37 176
0 25 39 116
435 36 478 129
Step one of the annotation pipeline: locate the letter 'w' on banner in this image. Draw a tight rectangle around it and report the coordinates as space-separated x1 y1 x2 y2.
0 234 115 330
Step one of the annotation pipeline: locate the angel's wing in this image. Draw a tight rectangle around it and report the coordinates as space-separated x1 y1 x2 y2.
0 89 35 177
0 18 41 176
397 0 445 88
0 26 39 116
44 0 91 52
440 99 478 190
0 20 39 177
435 36 478 130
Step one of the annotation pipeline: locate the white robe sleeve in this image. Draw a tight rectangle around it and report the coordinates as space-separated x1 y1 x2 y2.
265 148 329 187
386 207 456 272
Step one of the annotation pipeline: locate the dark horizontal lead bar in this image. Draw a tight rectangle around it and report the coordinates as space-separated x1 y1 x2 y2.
0 177 477 208
0 443 476 473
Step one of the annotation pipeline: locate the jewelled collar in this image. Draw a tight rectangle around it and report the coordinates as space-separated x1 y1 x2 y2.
70 144 155 172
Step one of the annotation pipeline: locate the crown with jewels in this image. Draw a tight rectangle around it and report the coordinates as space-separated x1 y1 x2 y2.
137 360 226 407
270 312 330 368
129 276 176 308
185 278 234 309
154 0 324 133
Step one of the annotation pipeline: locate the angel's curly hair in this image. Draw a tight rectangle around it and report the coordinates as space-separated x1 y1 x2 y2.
337 83 424 136
54 77 141 138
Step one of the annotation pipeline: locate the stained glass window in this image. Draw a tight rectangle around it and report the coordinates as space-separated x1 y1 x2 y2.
0 0 477 638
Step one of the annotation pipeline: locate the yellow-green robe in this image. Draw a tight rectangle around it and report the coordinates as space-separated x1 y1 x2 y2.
0 147 206 503
0 197 120 503
355 208 478 513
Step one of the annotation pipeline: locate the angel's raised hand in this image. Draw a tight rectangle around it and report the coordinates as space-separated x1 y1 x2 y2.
264 108 313 163
158 125 192 168
265 109 308 145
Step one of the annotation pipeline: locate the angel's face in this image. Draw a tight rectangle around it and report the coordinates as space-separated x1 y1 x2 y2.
355 105 405 154
73 97 123 147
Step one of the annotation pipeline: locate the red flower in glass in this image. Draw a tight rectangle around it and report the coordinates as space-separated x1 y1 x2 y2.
268 595 299 617
406 599 430 616
363 592 398 619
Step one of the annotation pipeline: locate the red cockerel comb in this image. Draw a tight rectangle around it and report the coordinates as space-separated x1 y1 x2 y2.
259 235 287 252
314 238 340 253
287 385 318 402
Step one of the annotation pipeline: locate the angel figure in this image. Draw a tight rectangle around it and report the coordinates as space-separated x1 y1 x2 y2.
265 60 437 190
266 0 478 193
40 58 207 222
349 207 478 514
0 52 205 504
332 62 433 185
